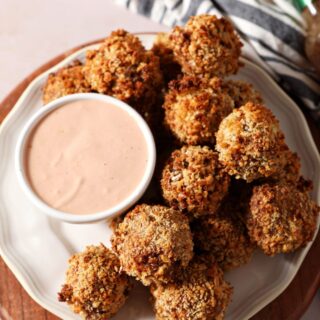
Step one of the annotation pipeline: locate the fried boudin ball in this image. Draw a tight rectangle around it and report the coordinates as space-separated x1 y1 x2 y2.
192 208 254 271
111 204 193 286
161 146 230 218
43 61 91 104
222 79 263 108
152 32 181 83
216 102 287 182
169 15 242 77
151 260 233 320
83 29 163 117
163 76 234 145
58 244 130 319
246 183 319 256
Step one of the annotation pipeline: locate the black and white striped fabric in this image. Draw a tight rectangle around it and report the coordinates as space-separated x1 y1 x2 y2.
114 0 320 121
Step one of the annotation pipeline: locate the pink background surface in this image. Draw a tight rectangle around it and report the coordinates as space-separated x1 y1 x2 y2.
0 0 318 319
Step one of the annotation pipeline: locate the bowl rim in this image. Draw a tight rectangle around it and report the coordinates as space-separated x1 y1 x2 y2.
14 93 156 223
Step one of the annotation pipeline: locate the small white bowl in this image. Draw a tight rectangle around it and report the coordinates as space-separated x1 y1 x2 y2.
15 93 156 224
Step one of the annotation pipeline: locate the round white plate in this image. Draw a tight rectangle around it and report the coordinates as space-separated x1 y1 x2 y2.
0 34 319 320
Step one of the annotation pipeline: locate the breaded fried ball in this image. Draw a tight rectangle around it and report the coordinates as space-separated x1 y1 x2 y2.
247 183 319 256
151 260 233 320
152 32 181 83
83 29 163 117
43 61 91 104
170 15 242 77
222 79 263 108
111 204 193 286
163 76 234 145
161 146 230 218
192 208 254 271
216 103 287 182
58 244 130 319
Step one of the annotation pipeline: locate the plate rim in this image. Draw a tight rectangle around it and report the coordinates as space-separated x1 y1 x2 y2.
0 33 319 320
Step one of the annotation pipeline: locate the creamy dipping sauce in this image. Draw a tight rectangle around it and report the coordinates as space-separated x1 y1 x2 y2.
25 99 148 215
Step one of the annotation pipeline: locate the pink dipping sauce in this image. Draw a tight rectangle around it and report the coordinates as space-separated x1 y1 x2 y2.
25 99 148 215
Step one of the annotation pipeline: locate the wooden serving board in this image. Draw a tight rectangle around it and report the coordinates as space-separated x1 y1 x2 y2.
0 40 319 320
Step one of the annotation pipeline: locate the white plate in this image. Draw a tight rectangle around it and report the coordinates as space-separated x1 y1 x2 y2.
0 34 319 320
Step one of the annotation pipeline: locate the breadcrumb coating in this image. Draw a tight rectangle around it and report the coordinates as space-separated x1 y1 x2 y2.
152 32 182 83
151 260 233 320
297 176 314 193
222 79 263 108
83 29 163 118
163 76 234 145
266 147 301 184
247 183 319 256
111 204 193 286
192 206 255 271
169 15 242 77
216 103 287 182
161 146 230 218
43 61 91 104
58 244 130 319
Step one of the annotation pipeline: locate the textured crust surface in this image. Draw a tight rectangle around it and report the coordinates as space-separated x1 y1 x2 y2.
193 208 255 271
163 76 234 145
151 260 233 320
222 79 263 108
265 147 301 184
216 102 287 182
43 61 91 104
247 183 319 256
170 15 242 77
111 204 193 286
83 29 163 117
161 146 230 218
58 244 130 319
151 32 181 83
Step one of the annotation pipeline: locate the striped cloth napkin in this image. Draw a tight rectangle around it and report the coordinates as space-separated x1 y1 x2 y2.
114 0 320 121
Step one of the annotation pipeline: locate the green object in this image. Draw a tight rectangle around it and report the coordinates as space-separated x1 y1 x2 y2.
293 0 313 11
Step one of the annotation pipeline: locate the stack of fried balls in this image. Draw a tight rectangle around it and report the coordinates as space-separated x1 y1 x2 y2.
44 15 320 320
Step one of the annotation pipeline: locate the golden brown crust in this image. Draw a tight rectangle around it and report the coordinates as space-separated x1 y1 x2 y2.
222 79 263 108
111 204 193 286
43 61 91 104
151 260 233 320
192 206 255 271
161 146 230 218
58 244 130 319
264 147 301 184
246 183 319 256
163 76 234 145
216 102 287 182
169 15 243 77
83 29 163 118
151 32 182 84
